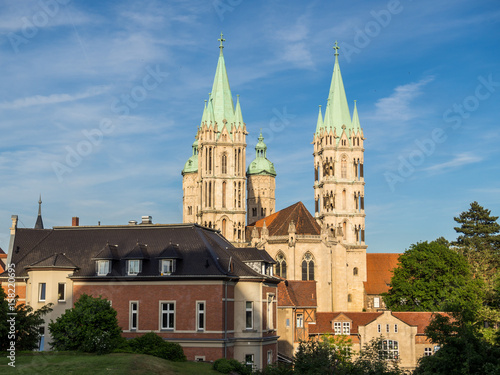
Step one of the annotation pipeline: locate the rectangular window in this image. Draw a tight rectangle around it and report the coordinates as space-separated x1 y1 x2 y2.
161 259 175 275
424 347 432 356
394 324 398 333
97 260 110 276
130 302 138 330
377 324 381 333
197 301 205 331
57 283 66 302
246 302 253 329
343 322 350 334
128 260 141 275
386 324 390 333
38 283 46 302
374 297 380 308
267 350 273 365
267 294 275 330
296 313 304 328
245 354 254 370
160 302 175 330
334 322 341 335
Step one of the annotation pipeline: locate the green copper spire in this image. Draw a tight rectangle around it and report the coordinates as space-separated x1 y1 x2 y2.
315 105 323 134
207 93 216 125
324 41 351 136
182 139 199 175
235 94 244 129
352 100 361 130
210 32 235 130
247 132 276 177
201 99 207 125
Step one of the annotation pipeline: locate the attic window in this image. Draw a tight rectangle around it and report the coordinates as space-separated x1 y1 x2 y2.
97 260 110 276
161 259 176 275
128 260 142 275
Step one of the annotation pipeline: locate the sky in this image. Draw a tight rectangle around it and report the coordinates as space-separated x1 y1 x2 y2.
0 0 499 254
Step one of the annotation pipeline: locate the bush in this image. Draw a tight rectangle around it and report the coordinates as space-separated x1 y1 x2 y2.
49 294 121 354
213 358 250 374
128 332 186 362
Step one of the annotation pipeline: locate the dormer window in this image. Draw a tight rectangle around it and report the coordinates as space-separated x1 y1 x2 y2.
128 260 142 275
161 259 176 275
97 260 110 276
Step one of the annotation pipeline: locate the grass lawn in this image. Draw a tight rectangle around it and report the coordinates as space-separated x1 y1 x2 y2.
0 352 220 374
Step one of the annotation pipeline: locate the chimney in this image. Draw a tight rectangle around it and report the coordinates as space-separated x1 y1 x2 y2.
141 216 153 224
10 215 18 235
129 220 138 225
72 217 79 227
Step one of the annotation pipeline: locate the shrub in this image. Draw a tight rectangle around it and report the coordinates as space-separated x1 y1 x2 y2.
128 332 186 362
213 358 251 374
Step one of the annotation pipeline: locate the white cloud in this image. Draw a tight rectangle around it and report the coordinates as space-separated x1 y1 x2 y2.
424 153 482 174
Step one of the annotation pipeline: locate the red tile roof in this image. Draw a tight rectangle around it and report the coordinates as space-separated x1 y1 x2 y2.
309 312 383 335
246 202 320 239
392 312 439 334
278 280 317 307
364 253 401 295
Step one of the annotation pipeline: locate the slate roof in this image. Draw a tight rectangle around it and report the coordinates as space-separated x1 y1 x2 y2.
29 253 78 269
364 253 401 295
246 202 320 239
0 224 278 282
230 247 275 263
308 312 383 335
278 281 317 308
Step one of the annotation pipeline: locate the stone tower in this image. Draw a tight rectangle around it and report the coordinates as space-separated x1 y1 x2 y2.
313 43 367 311
182 34 247 243
246 132 276 224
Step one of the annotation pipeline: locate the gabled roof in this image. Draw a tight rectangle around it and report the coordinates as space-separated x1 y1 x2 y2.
0 224 278 282
29 253 78 269
246 202 320 238
92 244 119 260
364 253 401 295
309 312 383 335
158 243 182 259
278 280 317 308
392 312 437 334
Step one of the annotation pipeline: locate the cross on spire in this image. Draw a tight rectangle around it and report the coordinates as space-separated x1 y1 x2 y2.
218 32 225 51
333 40 339 56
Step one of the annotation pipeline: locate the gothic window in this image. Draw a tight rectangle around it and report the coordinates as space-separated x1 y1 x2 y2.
252 207 257 217
342 221 347 241
222 153 227 174
353 267 358 276
341 156 347 178
222 218 227 237
301 252 314 281
275 252 287 279
188 206 192 215
222 181 226 208
208 147 212 173
342 190 346 210
238 182 242 208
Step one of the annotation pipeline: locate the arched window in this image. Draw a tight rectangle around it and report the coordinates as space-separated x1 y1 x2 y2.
222 181 226 208
275 252 287 279
222 218 227 237
221 153 227 174
353 267 358 276
341 156 347 178
343 221 347 241
301 252 314 281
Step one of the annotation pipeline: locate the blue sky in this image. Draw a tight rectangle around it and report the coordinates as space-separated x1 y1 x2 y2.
0 0 499 253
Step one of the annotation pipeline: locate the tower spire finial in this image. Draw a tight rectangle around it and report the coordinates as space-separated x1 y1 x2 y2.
218 32 225 53
35 194 44 229
333 41 339 57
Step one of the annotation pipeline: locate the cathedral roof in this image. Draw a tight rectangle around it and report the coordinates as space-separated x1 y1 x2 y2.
363 253 401 295
246 202 320 237
247 132 276 177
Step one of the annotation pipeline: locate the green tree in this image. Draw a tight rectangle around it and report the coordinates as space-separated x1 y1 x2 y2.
383 240 483 312
49 294 122 354
0 287 52 351
414 307 500 375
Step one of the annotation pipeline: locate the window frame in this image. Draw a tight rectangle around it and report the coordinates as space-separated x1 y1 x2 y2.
245 301 253 330
38 283 46 302
296 313 304 328
343 322 350 335
97 260 110 276
267 294 275 330
334 321 341 335
160 259 175 275
160 301 175 330
130 301 139 331
374 297 380 308
128 260 142 276
57 283 66 302
196 301 206 331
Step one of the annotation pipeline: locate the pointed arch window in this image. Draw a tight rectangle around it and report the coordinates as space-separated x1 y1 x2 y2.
341 156 347 179
275 252 287 279
222 181 227 208
222 153 227 174
222 218 227 237
301 252 314 281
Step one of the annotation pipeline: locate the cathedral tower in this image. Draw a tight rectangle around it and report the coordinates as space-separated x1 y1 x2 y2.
246 132 276 224
313 43 367 311
182 34 247 243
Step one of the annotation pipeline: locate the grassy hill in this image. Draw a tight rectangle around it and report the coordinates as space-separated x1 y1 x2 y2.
0 352 220 374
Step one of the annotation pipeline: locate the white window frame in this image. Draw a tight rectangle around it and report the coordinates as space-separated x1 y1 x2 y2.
424 347 432 356
38 283 46 302
381 340 399 360
374 297 380 308
245 301 253 329
97 260 110 276
196 301 205 331
57 283 66 302
128 260 141 275
267 349 273 365
296 313 304 328
160 301 175 330
343 322 350 334
160 259 175 275
334 321 341 335
245 354 254 369
130 301 139 330
267 294 275 330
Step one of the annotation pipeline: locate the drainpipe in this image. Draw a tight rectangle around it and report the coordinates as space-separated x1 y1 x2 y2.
224 279 228 358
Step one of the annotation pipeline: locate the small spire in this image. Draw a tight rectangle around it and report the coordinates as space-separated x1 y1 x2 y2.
352 100 361 130
315 105 323 134
235 94 244 128
35 194 44 229
218 32 225 54
333 41 339 56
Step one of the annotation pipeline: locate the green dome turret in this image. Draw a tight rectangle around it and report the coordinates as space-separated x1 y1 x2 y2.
247 132 276 177
182 139 199 175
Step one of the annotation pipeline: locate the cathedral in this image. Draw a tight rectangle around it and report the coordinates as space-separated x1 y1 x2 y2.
182 37 368 313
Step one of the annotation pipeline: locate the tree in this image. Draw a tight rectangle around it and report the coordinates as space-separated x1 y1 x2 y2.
383 240 483 312
0 287 52 351
414 306 500 375
49 294 122 354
